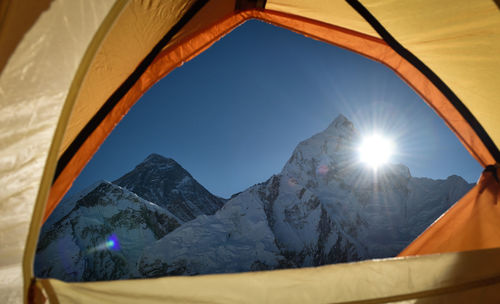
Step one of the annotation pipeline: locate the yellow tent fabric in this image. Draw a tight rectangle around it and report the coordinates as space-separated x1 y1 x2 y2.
37 248 500 303
0 0 499 303
0 0 52 73
0 0 119 302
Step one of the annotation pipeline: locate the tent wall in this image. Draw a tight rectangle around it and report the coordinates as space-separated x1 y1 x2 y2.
0 1 119 303
0 0 52 74
266 0 380 38
38 248 500 303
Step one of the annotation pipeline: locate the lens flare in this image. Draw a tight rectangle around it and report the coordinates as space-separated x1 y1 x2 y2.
86 234 120 254
316 164 329 176
106 234 120 250
358 134 395 169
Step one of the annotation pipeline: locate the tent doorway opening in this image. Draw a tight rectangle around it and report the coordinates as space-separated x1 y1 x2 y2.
35 20 480 282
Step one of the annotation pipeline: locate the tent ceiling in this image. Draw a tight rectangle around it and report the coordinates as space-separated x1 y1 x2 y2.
266 0 381 38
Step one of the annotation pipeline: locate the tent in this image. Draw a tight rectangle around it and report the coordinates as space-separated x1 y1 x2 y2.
1 0 500 302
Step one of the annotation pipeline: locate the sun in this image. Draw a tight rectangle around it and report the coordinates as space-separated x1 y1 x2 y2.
358 134 395 169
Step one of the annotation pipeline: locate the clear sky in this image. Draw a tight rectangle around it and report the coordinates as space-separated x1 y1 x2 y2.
68 20 482 199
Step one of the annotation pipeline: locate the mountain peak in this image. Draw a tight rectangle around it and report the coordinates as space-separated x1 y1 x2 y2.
113 155 225 222
137 154 183 172
143 153 176 164
333 113 349 124
325 114 354 134
446 174 463 181
446 174 474 186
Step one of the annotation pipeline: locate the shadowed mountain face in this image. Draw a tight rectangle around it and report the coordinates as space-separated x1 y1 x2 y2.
35 115 474 281
113 154 226 222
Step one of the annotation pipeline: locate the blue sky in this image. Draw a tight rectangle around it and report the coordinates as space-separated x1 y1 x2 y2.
68 20 482 199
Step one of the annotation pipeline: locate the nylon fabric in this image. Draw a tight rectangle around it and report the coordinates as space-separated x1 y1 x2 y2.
0 0 53 74
167 0 235 50
0 0 115 303
39 248 500 303
266 0 381 38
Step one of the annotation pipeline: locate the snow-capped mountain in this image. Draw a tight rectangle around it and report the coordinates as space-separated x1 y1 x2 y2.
138 115 473 276
35 181 181 281
35 114 474 281
113 154 226 222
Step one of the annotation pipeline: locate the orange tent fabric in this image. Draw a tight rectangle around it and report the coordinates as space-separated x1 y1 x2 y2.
400 167 500 256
